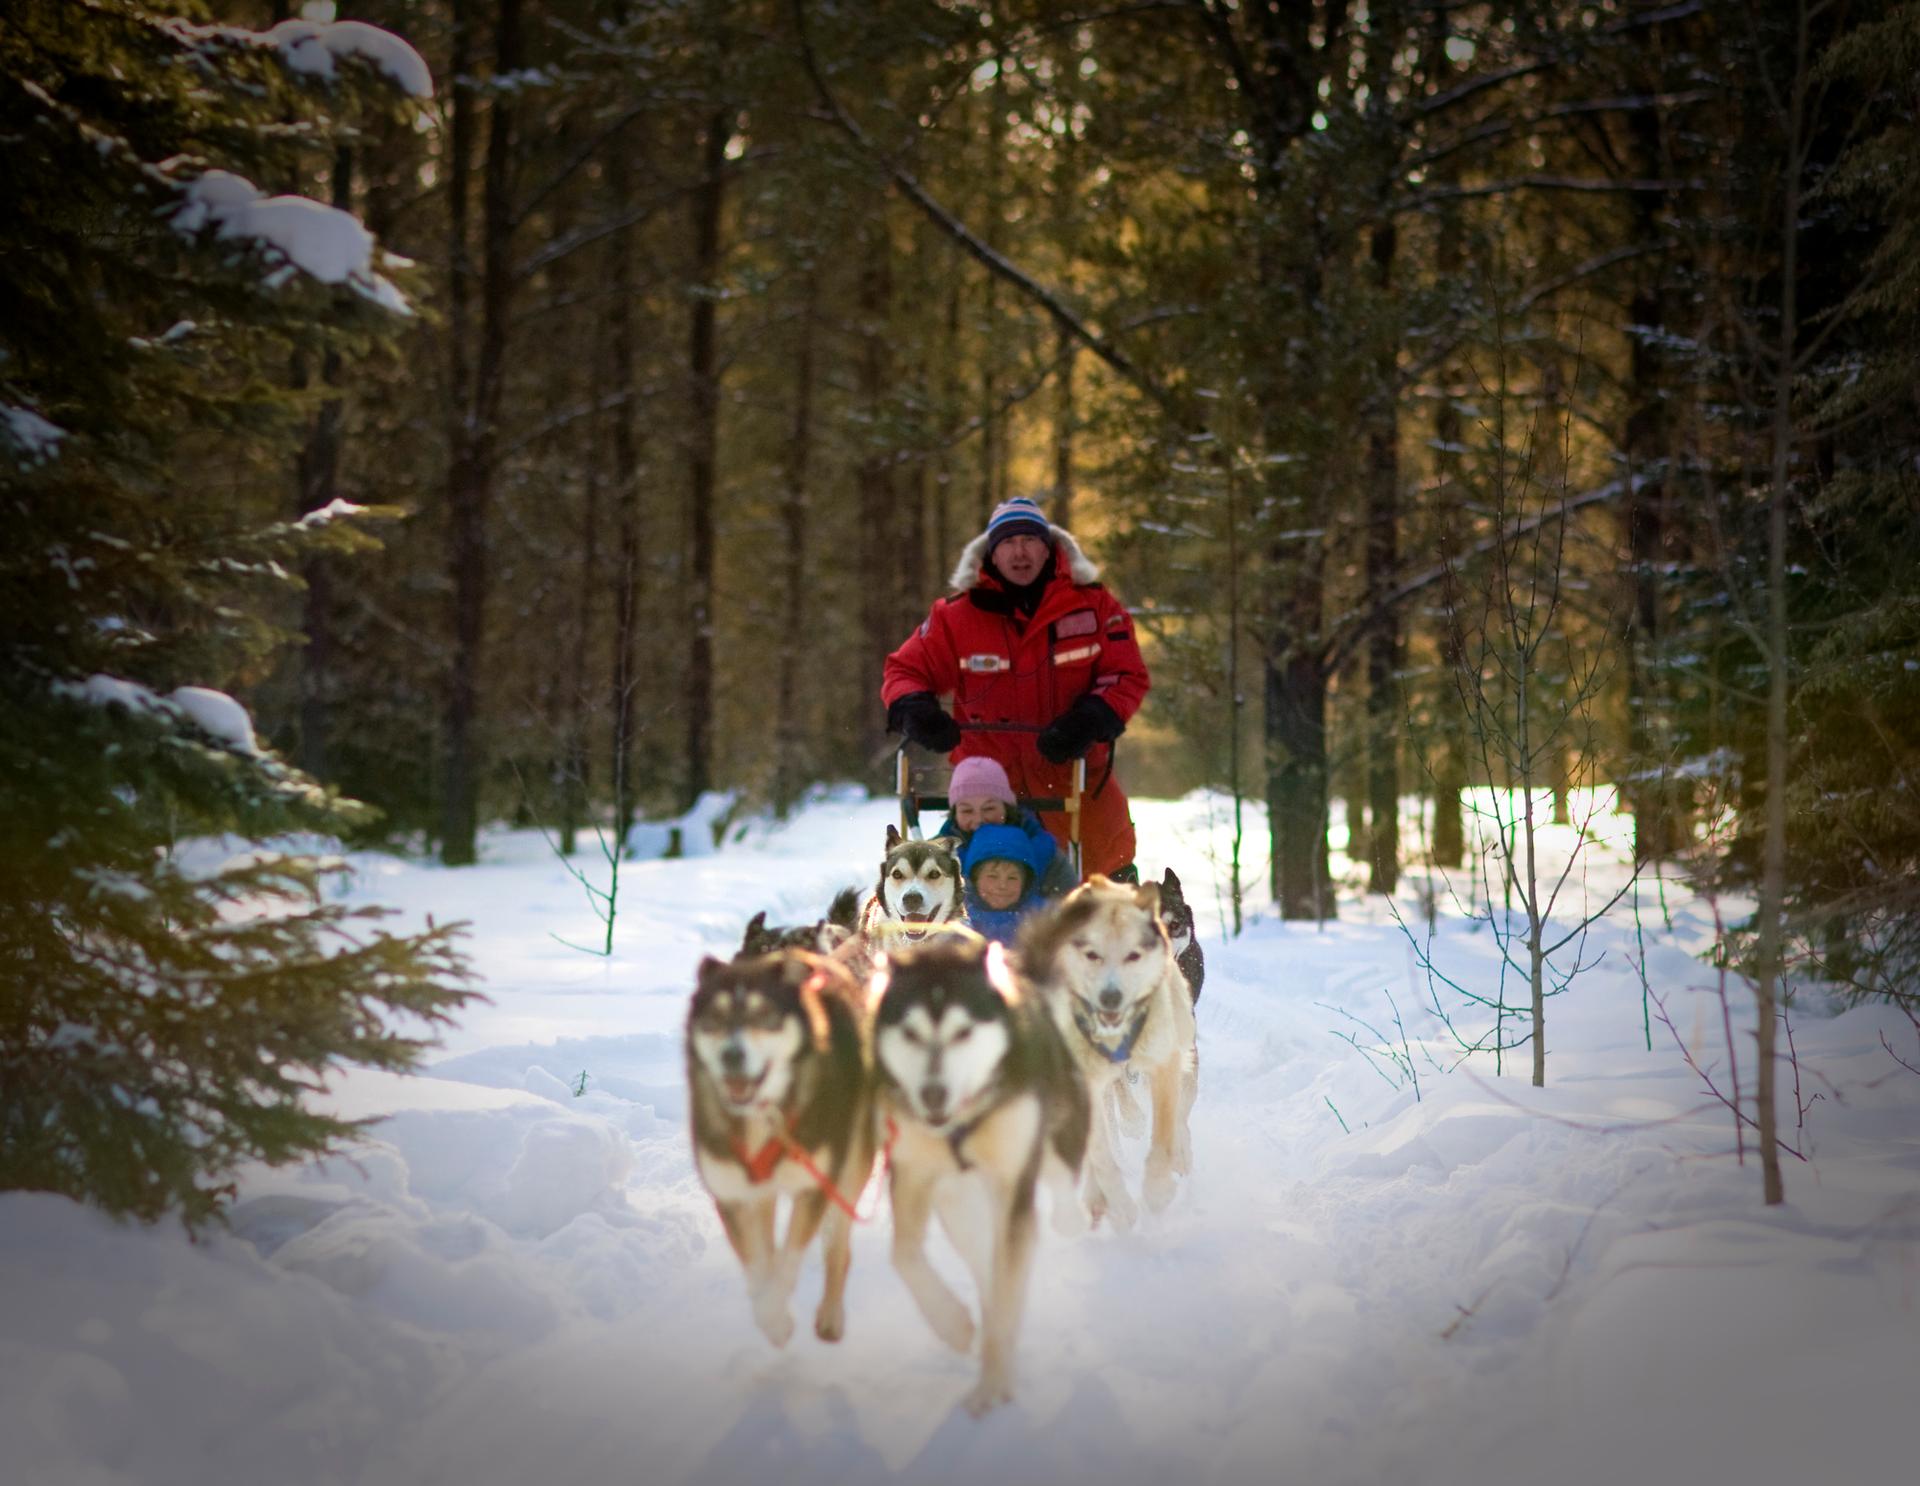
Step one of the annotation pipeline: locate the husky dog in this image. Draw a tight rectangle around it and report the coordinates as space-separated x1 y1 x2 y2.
834 827 968 984
1157 868 1205 1003
736 909 853 959
870 934 1089 1416
1021 876 1197 1230
685 950 875 1346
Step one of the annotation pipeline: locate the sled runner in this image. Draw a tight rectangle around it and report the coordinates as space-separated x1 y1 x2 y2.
895 722 1086 881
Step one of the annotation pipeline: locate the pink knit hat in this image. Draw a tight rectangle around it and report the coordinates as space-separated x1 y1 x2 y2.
948 756 1017 808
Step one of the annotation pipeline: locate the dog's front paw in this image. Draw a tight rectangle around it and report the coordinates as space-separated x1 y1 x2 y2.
924 1294 975 1354
814 1296 845 1343
1143 1155 1178 1212
1103 1182 1139 1232
963 1370 1014 1417
754 1297 796 1348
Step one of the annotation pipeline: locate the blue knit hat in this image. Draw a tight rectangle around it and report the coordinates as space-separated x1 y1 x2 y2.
962 823 1039 888
984 496 1052 552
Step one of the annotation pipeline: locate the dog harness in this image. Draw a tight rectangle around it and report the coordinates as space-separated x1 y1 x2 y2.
728 1113 890 1222
1071 998 1152 1064
731 1129 791 1185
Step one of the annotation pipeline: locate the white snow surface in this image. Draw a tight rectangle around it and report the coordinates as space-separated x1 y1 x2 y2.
2 403 65 463
166 686 261 756
266 16 435 100
2 791 1915 1486
58 675 261 756
172 169 410 314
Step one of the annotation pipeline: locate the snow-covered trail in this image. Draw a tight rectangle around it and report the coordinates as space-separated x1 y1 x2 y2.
4 794 1917 1486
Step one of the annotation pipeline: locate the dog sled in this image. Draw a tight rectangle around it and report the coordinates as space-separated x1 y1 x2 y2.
895 722 1086 882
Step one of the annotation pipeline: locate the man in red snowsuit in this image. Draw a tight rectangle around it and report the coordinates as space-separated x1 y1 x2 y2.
883 496 1150 881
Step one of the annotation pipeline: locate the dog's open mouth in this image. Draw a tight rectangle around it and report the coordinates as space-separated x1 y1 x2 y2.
1097 1008 1129 1029
721 1069 767 1105
899 910 931 924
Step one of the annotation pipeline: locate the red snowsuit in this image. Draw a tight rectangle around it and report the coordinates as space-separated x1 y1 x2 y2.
883 529 1150 878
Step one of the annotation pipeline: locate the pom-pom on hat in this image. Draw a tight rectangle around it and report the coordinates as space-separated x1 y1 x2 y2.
948 755 1018 808
984 496 1052 552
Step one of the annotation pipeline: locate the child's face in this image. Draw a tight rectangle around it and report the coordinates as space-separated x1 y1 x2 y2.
973 859 1025 910
954 797 1009 832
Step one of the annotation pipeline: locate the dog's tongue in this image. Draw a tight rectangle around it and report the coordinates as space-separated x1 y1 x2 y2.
723 1075 757 1102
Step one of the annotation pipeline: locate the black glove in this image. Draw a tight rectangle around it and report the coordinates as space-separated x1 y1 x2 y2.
887 691 962 753
1037 694 1123 764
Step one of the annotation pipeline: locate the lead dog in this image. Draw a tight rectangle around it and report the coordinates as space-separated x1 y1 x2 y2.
870 933 1089 1415
1020 876 1197 1229
685 950 875 1345
833 827 968 985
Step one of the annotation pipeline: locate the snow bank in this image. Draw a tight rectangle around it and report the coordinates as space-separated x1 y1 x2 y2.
172 169 411 314
624 789 742 859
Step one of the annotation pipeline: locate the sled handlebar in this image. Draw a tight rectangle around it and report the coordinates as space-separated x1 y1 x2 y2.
894 744 1085 882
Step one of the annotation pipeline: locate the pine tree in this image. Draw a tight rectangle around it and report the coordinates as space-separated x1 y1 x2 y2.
0 0 472 1228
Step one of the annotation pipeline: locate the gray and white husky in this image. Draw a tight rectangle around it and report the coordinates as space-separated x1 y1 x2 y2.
1019 876 1197 1230
870 934 1089 1416
1157 867 1205 1003
685 950 875 1346
834 827 969 985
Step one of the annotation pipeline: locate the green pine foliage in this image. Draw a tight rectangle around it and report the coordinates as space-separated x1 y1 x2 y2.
1 0 473 1228
1674 0 1920 999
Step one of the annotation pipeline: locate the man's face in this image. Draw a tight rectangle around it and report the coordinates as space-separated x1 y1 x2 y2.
991 533 1050 587
954 797 1009 832
973 858 1025 910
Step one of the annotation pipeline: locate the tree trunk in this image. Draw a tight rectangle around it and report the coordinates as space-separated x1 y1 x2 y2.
682 108 728 810
1052 322 1076 528
1266 529 1333 919
932 271 961 567
1365 218 1401 895
856 210 898 767
772 269 818 817
1425 9 1466 871
978 52 1007 526
1754 10 1808 1208
1622 95 1688 860
1267 642 1333 921
563 436 598 857
439 0 487 867
607 128 645 844
296 145 351 781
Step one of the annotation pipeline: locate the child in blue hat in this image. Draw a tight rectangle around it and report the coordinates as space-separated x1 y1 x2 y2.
961 823 1049 945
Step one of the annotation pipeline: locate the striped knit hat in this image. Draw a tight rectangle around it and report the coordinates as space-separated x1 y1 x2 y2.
984 496 1052 553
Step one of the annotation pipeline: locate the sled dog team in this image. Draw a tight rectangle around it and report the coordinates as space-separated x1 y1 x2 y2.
684 829 1201 1416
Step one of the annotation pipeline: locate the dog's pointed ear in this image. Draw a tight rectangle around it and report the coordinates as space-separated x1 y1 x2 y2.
1134 881 1163 919
742 910 766 942
695 956 728 989
1162 867 1181 893
788 957 834 1051
886 823 902 850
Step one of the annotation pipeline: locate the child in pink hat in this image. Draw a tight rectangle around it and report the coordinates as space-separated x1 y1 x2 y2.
937 756 1077 895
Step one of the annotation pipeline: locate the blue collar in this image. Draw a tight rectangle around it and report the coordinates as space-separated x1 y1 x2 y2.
1072 998 1151 1064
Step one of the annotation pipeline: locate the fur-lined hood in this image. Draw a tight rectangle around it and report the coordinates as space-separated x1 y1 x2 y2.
948 522 1100 592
